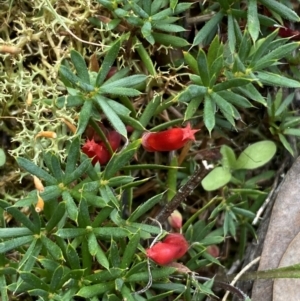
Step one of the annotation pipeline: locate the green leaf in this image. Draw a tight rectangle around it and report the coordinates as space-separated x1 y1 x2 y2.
275 92 294 116
76 100 93 136
183 51 199 75
212 92 236 120
259 0 300 22
99 86 142 96
238 31 252 62
201 167 232 191
283 128 300 136
234 83 266 105
59 65 94 92
249 30 278 65
151 0 167 14
203 94 215 134
232 207 256 219
136 39 157 76
77 282 115 298
86 267 125 283
0 228 32 238
152 23 185 33
2 202 39 233
152 32 190 47
94 95 127 138
78 198 91 227
65 137 80 175
218 91 253 108
120 232 140 269
39 185 62 201
20 271 49 291
62 191 78 221
0 149 6 167
66 244 81 269
236 140 277 170
220 145 237 170
178 85 207 103
197 49 210 86
193 11 224 46
128 192 165 222
93 227 130 238
41 235 64 261
252 42 300 70
227 13 236 53
184 96 203 120
103 140 141 180
55 228 87 239
214 78 253 92
88 233 109 269
16 157 57 185
141 21 155 45
255 71 300 88
247 0 259 42
70 50 90 84
0 235 34 253
101 75 147 90
209 56 224 86
96 40 120 87
278 133 294 156
64 158 91 185
125 267 176 282
49 153 64 182
207 34 223 67
50 266 64 292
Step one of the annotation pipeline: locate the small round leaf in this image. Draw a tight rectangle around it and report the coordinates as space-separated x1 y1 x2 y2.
236 141 277 170
201 167 231 191
0 148 6 167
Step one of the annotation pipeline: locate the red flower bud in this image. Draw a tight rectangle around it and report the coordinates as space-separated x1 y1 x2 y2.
146 233 189 265
82 128 122 165
141 123 199 152
82 138 110 165
107 130 121 151
206 245 220 258
168 210 183 229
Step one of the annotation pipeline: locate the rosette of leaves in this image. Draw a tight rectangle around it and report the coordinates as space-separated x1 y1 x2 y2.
191 0 299 47
177 29 300 133
57 38 147 139
0 137 184 300
93 0 191 47
267 89 300 156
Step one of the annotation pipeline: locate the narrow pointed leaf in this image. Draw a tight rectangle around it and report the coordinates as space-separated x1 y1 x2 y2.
204 94 215 134
256 71 300 88
102 140 141 180
128 192 165 222
17 158 57 184
94 95 127 138
70 50 90 84
193 11 224 46
96 40 120 86
197 49 210 86
76 100 93 136
65 137 80 175
260 0 300 22
247 0 259 42
0 235 34 253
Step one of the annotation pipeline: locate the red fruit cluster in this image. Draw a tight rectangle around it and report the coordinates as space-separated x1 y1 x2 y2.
141 123 199 152
146 233 189 265
82 130 121 165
